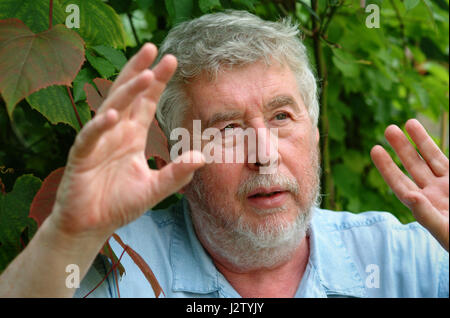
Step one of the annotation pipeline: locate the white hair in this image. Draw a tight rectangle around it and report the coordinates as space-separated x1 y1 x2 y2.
155 10 319 146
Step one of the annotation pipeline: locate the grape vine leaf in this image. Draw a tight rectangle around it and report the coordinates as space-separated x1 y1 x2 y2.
84 78 113 112
58 0 127 49
0 18 85 118
165 0 194 25
26 85 91 131
0 0 66 33
0 174 41 272
28 167 65 228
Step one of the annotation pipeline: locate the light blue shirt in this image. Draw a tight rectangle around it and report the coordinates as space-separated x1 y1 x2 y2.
75 198 449 298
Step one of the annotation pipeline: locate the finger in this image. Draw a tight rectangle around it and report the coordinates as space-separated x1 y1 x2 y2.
404 191 448 250
384 124 432 188
109 43 157 94
70 109 119 159
138 54 178 104
370 145 418 203
405 119 449 177
98 69 154 114
152 54 178 83
129 94 156 128
129 55 177 126
147 151 205 207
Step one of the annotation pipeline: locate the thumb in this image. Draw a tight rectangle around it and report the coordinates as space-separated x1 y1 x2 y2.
147 150 205 207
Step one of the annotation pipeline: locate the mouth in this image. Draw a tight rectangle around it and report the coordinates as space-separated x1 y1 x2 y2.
246 187 289 209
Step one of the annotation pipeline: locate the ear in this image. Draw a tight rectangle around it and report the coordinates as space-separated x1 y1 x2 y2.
154 156 188 194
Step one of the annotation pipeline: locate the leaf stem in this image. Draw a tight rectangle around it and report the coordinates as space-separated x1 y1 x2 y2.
127 13 141 47
66 86 83 130
83 247 127 298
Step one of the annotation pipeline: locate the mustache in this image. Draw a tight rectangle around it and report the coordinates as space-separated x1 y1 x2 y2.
236 173 300 201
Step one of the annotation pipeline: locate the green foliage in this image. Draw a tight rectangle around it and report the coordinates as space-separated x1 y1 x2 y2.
0 0 448 279
0 175 41 272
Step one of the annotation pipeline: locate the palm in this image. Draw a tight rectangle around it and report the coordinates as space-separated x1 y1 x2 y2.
371 119 449 251
50 44 204 237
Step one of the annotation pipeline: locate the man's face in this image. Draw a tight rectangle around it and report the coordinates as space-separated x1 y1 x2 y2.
182 60 320 270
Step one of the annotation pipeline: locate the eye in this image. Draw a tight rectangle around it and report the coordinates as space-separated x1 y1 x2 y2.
222 123 239 131
274 112 289 121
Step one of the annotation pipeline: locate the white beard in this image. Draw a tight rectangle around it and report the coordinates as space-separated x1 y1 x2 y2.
185 157 321 272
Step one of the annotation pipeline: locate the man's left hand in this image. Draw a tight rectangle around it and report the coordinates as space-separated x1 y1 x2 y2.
371 119 449 252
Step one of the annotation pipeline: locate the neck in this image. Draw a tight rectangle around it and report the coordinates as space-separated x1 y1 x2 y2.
208 235 310 298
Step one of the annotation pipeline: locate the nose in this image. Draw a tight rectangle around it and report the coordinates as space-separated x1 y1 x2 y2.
246 125 280 174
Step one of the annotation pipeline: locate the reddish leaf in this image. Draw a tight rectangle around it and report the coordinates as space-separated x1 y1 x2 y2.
0 19 85 116
84 78 170 163
83 78 112 112
28 167 65 227
112 233 164 297
145 119 170 163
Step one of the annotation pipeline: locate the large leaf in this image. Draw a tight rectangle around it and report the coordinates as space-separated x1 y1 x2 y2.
0 19 85 117
58 0 127 49
165 0 194 25
91 45 127 72
28 167 65 228
84 78 113 112
0 0 66 33
85 49 117 79
26 85 91 131
0 175 41 272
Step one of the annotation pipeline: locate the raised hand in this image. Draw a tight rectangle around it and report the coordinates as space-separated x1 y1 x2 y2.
371 119 449 251
48 43 204 239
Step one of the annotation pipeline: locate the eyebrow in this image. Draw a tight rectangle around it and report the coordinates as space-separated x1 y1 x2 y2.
265 95 300 113
206 110 243 128
205 95 300 128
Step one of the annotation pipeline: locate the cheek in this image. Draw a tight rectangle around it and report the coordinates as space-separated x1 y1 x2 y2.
278 133 318 177
200 164 243 198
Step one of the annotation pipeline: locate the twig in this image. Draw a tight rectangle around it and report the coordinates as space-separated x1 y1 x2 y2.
311 0 335 210
127 13 141 47
66 86 83 130
83 247 128 298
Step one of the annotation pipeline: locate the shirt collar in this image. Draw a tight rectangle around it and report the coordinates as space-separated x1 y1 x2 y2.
170 198 221 294
170 199 366 297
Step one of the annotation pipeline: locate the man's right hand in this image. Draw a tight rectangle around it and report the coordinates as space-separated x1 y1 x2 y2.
48 43 205 240
0 43 205 297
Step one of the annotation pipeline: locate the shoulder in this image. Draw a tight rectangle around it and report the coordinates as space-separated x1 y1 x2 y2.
312 208 449 297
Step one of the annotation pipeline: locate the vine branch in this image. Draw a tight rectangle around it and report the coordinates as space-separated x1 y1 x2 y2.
66 86 83 130
311 0 335 210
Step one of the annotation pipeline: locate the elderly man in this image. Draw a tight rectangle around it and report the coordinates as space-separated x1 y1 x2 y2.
0 11 448 298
